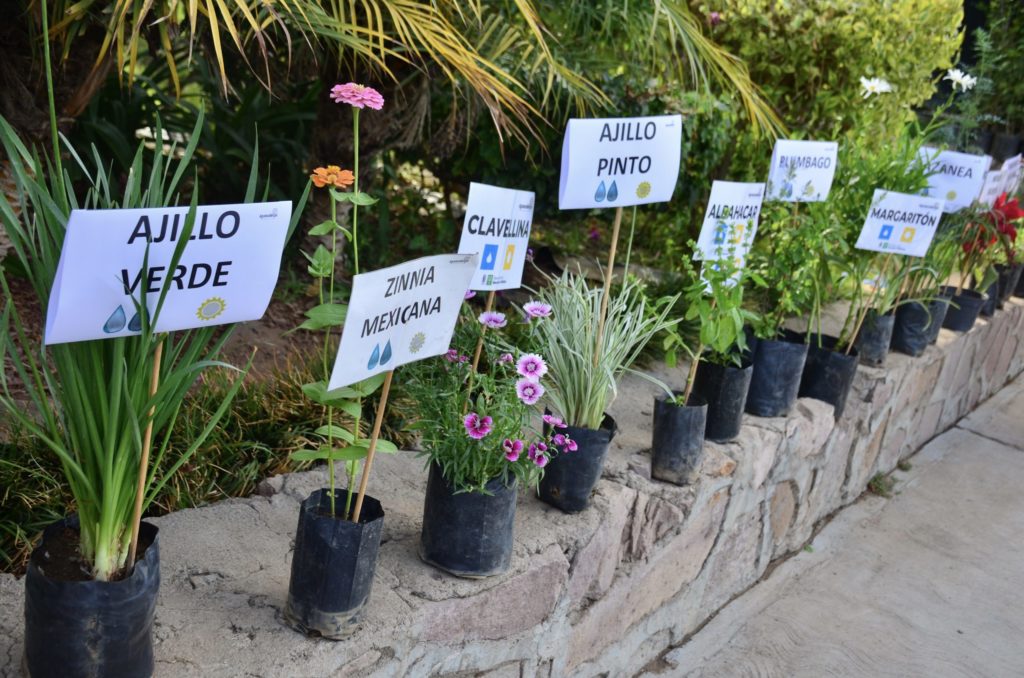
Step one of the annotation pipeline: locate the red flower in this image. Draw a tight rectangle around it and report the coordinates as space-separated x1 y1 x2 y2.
989 192 1023 243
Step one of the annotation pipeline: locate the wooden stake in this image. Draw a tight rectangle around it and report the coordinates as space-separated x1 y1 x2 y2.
128 337 164 567
351 370 394 523
463 291 495 415
594 206 624 366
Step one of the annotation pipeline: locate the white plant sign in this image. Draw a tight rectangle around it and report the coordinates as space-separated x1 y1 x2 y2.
328 253 478 390
854 189 944 257
766 139 838 202
693 181 766 262
917 147 991 212
1001 154 1022 196
558 115 683 209
45 201 292 345
979 169 1006 207
457 182 535 291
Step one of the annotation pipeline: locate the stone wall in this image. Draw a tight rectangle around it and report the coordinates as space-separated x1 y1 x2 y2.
1 300 1023 678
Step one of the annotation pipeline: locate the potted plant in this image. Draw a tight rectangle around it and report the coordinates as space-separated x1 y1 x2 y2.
943 203 999 331
403 301 571 577
530 271 675 512
657 253 753 481
0 107 256 674
284 83 395 639
890 217 960 355
745 200 821 417
988 193 1024 309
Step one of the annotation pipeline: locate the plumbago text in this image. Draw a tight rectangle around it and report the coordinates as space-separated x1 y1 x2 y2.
121 210 240 295
362 265 442 338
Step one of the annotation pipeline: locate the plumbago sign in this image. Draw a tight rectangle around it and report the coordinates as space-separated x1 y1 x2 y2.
854 189 944 257
693 181 766 263
918 147 991 212
328 253 478 389
45 202 292 345
559 115 682 209
458 182 535 291
766 139 838 202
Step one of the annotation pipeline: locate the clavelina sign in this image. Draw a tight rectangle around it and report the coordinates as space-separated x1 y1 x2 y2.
458 182 535 291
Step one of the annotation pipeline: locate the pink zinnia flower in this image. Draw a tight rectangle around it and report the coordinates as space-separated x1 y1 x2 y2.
464 289 476 300
516 378 544 405
330 83 385 110
516 353 548 380
497 353 514 364
479 311 507 329
502 438 524 462
523 301 552 319
542 413 567 429
463 412 493 440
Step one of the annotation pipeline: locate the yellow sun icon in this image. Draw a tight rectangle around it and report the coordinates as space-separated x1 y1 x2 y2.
409 332 426 353
946 190 957 201
196 297 226 321
636 181 652 199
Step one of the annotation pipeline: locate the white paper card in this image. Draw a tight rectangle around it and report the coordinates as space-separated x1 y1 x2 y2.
44 202 292 345
1001 154 1022 196
918 147 991 212
328 253 478 389
766 139 838 202
979 170 1006 207
854 189 944 257
559 115 682 209
457 182 535 291
693 181 766 261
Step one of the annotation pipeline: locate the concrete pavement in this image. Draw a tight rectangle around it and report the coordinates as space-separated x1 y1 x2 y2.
654 376 1024 678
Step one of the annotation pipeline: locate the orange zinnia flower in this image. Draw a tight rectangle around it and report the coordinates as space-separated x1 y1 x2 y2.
310 165 355 189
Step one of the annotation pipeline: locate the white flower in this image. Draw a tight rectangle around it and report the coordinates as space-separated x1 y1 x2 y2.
944 68 977 92
860 76 893 99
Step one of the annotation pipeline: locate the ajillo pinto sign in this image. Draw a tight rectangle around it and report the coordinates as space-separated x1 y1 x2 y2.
45 201 292 345
558 115 682 209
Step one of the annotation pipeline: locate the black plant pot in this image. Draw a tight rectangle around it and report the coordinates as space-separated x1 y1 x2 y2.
854 309 895 367
693 357 753 442
538 415 617 513
996 264 1023 308
926 294 952 345
745 329 808 418
973 129 994 155
798 334 859 419
650 393 707 486
1016 264 1024 298
942 286 987 332
23 518 159 678
891 301 935 357
285 489 384 639
419 463 517 578
977 280 998 317
990 132 1021 162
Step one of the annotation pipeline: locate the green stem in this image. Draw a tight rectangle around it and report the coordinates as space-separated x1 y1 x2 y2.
346 106 362 518
325 193 338 516
39 0 65 205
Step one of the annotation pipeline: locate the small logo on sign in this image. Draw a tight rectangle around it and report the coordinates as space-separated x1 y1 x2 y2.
196 297 227 321
879 225 894 241
502 245 515 270
900 227 916 243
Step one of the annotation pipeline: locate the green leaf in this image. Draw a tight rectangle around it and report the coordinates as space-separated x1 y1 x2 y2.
302 381 360 406
314 425 355 443
335 190 378 206
357 438 398 453
353 372 388 396
290 445 369 462
306 245 333 278
298 303 347 330
309 220 338 236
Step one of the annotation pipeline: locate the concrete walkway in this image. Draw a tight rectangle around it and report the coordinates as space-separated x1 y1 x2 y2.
654 376 1024 677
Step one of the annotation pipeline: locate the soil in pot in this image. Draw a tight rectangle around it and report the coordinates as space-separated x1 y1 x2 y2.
891 301 936 357
926 294 952 345
942 286 987 332
538 414 617 513
23 518 159 678
745 329 808 418
798 334 859 419
285 489 385 640
419 463 517 578
854 309 895 367
693 357 752 442
650 393 707 486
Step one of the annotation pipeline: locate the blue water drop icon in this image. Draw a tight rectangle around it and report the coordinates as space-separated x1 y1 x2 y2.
367 344 381 370
103 306 126 334
594 181 607 202
128 311 142 332
380 339 393 366
607 180 619 202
